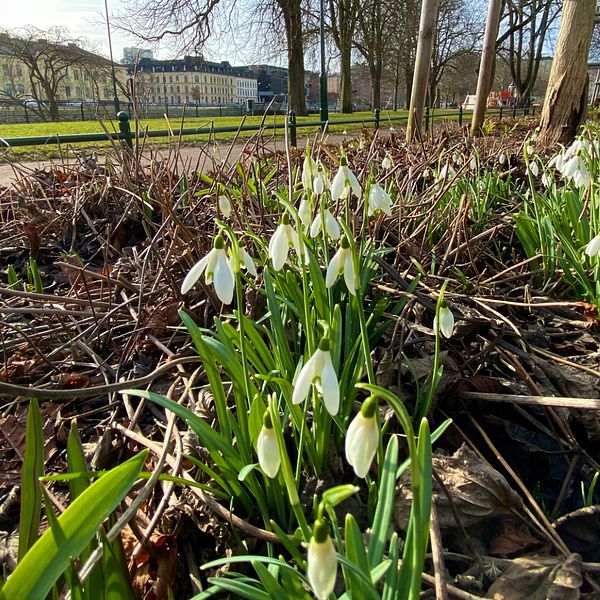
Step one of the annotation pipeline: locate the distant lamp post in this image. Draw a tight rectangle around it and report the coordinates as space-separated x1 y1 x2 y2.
104 0 120 115
319 0 328 125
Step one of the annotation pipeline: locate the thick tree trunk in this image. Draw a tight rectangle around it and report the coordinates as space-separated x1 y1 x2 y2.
369 60 382 109
471 0 502 136
340 44 353 113
538 0 595 147
280 0 308 116
406 0 440 142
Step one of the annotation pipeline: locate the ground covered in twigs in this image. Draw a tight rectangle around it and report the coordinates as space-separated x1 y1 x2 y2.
2 117 600 599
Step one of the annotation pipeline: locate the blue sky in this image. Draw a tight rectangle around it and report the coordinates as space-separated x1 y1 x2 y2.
3 0 260 64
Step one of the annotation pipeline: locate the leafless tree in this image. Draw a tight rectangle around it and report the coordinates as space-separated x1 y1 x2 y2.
0 27 112 121
496 0 562 107
429 0 484 107
118 0 308 115
328 0 361 112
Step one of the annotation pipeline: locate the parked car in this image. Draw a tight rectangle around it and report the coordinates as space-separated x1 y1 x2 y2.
22 99 47 109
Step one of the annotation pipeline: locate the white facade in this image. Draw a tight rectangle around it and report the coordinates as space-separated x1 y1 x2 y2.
235 76 258 105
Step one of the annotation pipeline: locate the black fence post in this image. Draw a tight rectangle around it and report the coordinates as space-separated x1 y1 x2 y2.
512 104 517 119
424 106 430 132
117 111 133 150
80 103 85 121
458 106 463 127
288 110 297 148
532 105 535 116
499 106 503 120
219 106 223 118
374 107 380 130
23 104 29 124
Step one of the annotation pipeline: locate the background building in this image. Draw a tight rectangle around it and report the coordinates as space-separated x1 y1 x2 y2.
128 56 257 107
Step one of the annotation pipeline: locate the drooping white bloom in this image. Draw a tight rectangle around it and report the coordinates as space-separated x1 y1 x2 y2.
218 195 232 218
433 302 455 339
585 234 600 258
469 155 477 171
345 396 378 478
499 152 507 165
307 519 337 600
541 172 553 188
437 162 456 181
310 209 341 240
302 154 318 192
563 155 591 189
331 157 362 201
292 338 339 415
298 198 313 228
181 234 235 304
313 172 325 195
256 412 280 478
326 236 357 294
239 247 258 276
368 183 393 217
269 214 301 271
528 161 539 177
381 153 392 170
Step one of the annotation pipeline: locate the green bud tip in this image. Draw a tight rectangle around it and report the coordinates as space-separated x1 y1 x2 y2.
313 518 329 544
340 156 348 167
214 235 225 250
282 213 290 225
318 337 330 352
360 395 378 419
340 236 350 249
263 411 273 429
440 300 448 310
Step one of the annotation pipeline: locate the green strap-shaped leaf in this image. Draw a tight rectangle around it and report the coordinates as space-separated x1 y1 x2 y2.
18 398 44 561
1 450 147 600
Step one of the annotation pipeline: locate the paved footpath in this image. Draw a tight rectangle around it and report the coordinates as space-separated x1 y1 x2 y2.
0 134 351 187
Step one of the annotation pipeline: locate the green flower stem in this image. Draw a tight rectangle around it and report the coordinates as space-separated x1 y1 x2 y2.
268 400 311 540
234 270 252 457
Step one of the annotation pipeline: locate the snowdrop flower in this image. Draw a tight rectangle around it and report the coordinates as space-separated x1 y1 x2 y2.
563 155 591 188
326 236 357 294
269 213 301 271
313 172 325 195
585 234 600 258
237 246 258 277
368 183 393 217
307 519 337 600
298 198 312 228
433 301 454 338
345 395 378 478
310 208 341 240
331 157 362 201
499 152 507 165
469 155 477 171
452 152 463 166
292 337 339 415
437 162 456 181
302 154 318 193
381 153 392 170
218 195 231 218
181 234 235 304
257 412 280 478
528 161 539 177
541 172 553 188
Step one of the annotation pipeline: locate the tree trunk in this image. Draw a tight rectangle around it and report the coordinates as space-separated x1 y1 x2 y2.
369 60 382 109
406 0 440 142
279 0 308 116
471 0 502 136
538 0 595 147
340 44 353 113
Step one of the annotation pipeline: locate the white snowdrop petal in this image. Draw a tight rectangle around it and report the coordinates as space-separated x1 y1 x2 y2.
213 251 234 304
181 252 212 294
307 537 337 600
257 427 280 478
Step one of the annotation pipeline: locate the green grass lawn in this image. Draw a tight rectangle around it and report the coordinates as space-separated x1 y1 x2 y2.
0 109 463 160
